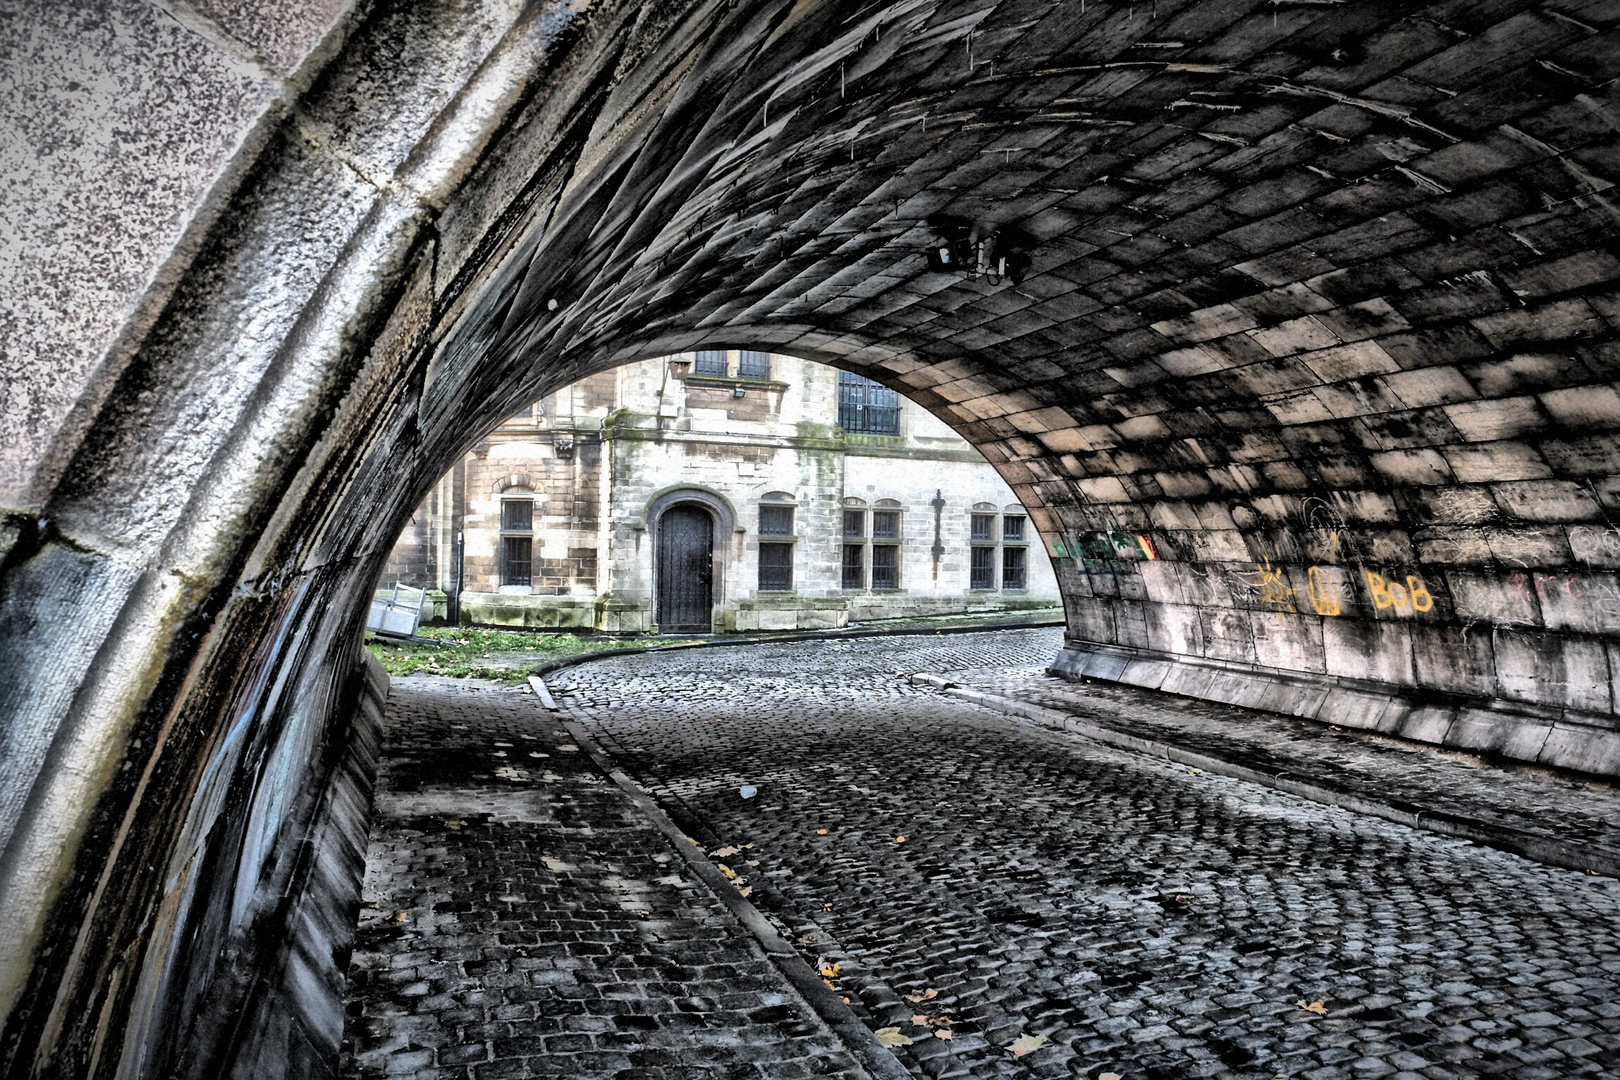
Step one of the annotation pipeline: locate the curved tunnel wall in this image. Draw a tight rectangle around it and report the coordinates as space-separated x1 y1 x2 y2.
2 0 1620 1075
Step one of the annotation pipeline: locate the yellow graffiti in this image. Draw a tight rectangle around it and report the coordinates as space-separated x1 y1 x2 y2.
1250 559 1297 615
1306 566 1341 617
1365 571 1434 613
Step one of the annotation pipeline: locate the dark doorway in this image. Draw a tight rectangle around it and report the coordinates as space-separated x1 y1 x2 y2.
657 503 715 632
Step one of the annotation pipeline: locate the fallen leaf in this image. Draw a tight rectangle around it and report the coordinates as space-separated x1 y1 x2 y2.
717 864 738 879
874 1027 914 1048
822 902 834 911
736 885 753 897
711 845 742 857
1298 999 1327 1015
934 1029 953 1040
841 996 852 1004
895 835 907 844
745 859 760 867
1098 1074 1121 1080
904 989 939 1003
393 911 410 922
911 1014 951 1027
1006 1033 1048 1057
711 716 720 722
443 819 466 830
817 959 843 978
816 829 830 835
1187 768 1202 775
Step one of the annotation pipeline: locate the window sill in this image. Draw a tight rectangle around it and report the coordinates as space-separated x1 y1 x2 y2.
685 374 788 390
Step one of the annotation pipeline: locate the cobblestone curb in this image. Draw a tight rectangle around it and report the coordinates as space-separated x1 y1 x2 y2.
913 674 1620 881
557 714 913 1080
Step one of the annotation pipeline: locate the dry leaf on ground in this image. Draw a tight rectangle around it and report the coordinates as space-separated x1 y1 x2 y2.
816 828 829 835
904 988 939 1002
1006 1033 1049 1057
1298 999 1327 1014
895 835 907 843
934 1029 953 1040
874 1027 914 1047
1098 1073 1121 1080
711 845 742 857
717 864 738 879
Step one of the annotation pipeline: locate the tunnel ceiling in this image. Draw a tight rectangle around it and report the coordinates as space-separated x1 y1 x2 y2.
5 1 1620 1075
444 0 1620 551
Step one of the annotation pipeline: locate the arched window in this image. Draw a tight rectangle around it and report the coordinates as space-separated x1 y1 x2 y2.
500 493 534 586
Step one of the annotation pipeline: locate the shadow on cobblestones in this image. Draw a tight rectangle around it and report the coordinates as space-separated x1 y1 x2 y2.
341 677 866 1080
553 630 1620 1080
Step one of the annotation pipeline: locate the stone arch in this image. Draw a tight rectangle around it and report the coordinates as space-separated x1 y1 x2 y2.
1 0 1619 1076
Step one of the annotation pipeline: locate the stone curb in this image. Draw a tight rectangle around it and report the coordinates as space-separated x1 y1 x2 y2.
524 616 1064 680
911 674 1620 882
553 710 913 1080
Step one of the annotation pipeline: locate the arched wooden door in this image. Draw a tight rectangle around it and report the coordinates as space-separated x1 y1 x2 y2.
656 503 715 632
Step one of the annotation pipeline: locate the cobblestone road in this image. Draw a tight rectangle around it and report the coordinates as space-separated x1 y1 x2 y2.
552 630 1620 1080
341 676 866 1080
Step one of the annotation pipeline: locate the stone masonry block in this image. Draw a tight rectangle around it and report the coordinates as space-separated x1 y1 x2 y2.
1569 525 1620 570
1490 480 1603 523
1532 571 1620 635
1447 569 1542 626
1379 366 1478 408
1369 448 1453 485
1322 617 1417 687
1301 341 1402 383
1410 624 1497 699
1145 602 1203 655
1484 526 1575 568
1494 629 1613 713
1247 610 1325 674
1540 384 1620 428
1447 707 1554 761
1441 441 1551 482
1200 608 1257 665
1443 396 1546 442
1537 724 1620 777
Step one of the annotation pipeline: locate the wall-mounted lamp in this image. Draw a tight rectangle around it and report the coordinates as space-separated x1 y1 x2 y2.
924 215 1032 286
733 386 747 398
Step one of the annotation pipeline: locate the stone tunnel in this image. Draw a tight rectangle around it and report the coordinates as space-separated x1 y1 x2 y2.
3 0 1619 1074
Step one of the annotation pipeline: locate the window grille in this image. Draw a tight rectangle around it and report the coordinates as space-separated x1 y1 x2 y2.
970 546 995 590
871 545 898 590
843 510 865 538
837 371 901 435
841 544 865 589
872 510 899 539
971 513 995 541
1003 515 1026 541
503 536 533 586
759 542 794 591
693 349 727 375
738 350 771 378
1002 546 1027 589
759 505 794 536
502 499 533 532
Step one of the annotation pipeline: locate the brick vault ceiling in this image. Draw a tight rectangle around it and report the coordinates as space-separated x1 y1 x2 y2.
426 0 1620 539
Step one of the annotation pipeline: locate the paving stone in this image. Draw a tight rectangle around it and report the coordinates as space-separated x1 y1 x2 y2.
550 630 1620 1080
340 676 866 1080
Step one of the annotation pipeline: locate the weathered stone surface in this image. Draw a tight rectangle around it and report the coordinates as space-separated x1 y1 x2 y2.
5 0 1620 1076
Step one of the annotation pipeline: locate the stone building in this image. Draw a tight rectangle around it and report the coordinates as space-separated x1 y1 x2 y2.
387 351 1059 632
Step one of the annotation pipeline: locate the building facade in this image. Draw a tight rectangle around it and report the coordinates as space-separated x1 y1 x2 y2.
385 351 1059 632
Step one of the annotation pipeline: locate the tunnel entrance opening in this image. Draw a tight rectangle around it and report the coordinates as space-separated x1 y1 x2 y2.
6 1 1620 1077
656 502 716 633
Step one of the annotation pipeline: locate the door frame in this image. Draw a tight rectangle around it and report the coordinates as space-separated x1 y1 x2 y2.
646 486 736 631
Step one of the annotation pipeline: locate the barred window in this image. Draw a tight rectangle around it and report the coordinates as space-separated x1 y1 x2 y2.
759 542 794 591
871 545 899 590
837 371 901 435
759 505 794 536
971 514 995 542
841 544 865 589
970 546 995 590
872 510 899 539
1003 515 1026 542
502 536 532 586
693 349 727 375
1002 546 1027 590
502 499 533 532
738 350 771 378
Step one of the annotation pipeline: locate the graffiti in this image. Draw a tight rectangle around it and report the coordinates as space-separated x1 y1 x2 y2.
1365 571 1434 613
1306 565 1341 617
1249 558 1298 615
1050 531 1159 565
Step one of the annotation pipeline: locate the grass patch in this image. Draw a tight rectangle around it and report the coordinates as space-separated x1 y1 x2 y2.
365 627 646 683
